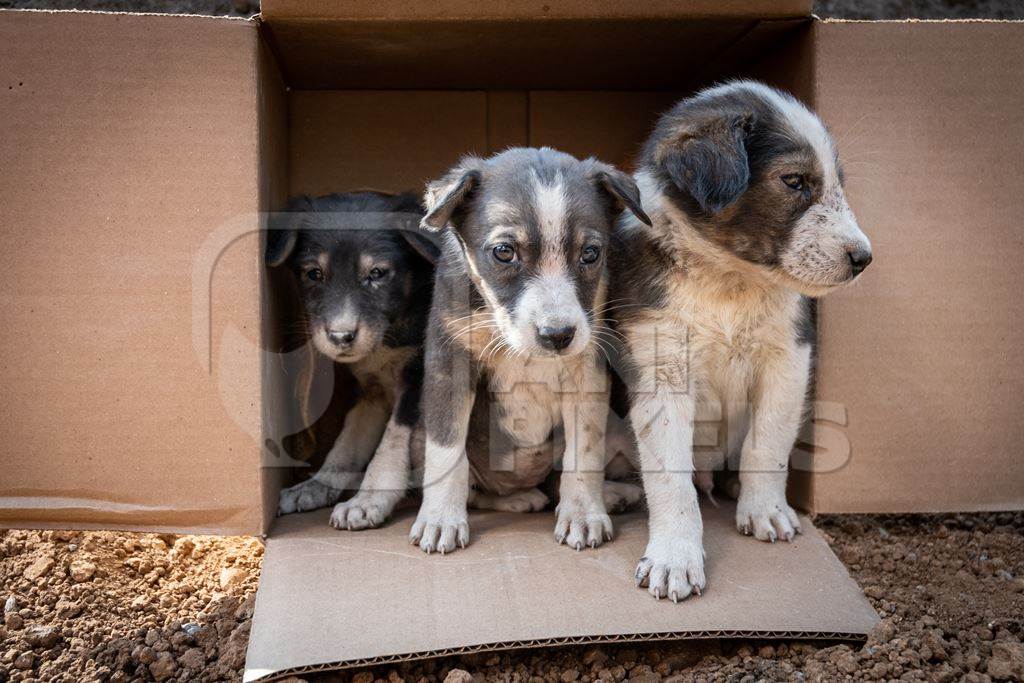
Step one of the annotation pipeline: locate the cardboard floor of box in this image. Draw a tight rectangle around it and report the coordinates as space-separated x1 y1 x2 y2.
245 502 877 681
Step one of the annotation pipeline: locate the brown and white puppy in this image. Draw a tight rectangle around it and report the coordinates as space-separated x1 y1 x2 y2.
410 147 651 554
268 191 438 530
611 81 872 600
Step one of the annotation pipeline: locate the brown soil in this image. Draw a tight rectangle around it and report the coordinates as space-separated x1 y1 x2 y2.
0 529 261 681
3 512 1023 682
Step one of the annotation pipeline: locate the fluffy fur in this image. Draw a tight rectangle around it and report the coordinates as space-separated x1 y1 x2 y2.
267 191 437 529
410 147 650 554
610 81 872 601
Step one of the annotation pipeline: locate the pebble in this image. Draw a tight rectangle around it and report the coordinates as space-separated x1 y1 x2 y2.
148 651 178 681
23 554 55 581
24 625 60 648
3 596 16 614
68 560 97 583
219 567 247 590
14 651 35 669
444 669 474 683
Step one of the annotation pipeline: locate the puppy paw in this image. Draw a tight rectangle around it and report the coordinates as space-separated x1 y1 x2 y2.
635 535 706 602
278 478 344 515
554 498 613 550
409 509 470 554
736 492 802 542
602 481 643 514
330 492 395 530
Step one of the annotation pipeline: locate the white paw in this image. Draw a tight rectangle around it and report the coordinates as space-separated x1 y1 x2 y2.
492 488 549 513
602 481 643 514
736 491 802 542
330 492 395 530
409 508 470 554
635 534 707 602
554 498 613 550
277 478 344 515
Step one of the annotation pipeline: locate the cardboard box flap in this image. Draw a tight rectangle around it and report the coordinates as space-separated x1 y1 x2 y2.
260 0 812 22
811 20 1024 512
259 0 813 91
245 503 877 680
0 9 266 534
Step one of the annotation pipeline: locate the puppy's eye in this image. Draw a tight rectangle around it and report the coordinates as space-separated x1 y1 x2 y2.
306 267 324 282
369 267 388 281
580 245 601 265
492 243 516 263
781 174 805 191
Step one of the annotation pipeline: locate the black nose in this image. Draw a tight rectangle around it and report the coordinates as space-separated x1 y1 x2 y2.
848 248 873 277
537 325 576 351
327 329 356 346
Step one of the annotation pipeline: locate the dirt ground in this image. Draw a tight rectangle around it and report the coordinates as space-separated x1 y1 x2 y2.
2 511 1023 682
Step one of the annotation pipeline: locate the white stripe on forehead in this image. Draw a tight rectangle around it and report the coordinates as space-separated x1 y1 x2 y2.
531 170 567 242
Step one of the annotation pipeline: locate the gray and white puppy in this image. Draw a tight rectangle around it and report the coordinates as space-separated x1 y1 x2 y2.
268 191 438 530
410 147 651 554
610 81 872 601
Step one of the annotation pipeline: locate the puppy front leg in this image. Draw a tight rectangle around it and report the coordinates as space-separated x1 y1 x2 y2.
735 344 811 542
330 383 420 530
409 344 476 554
631 384 706 602
278 398 390 515
554 355 613 549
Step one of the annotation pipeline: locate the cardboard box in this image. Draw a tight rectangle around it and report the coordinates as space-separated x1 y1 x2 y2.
2 1 1022 677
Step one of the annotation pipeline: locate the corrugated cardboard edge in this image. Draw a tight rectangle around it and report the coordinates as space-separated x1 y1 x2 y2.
245 630 868 682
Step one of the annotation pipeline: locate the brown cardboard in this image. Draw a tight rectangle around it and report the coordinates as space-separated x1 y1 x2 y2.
810 21 1024 512
260 0 813 21
0 9 266 535
245 503 877 681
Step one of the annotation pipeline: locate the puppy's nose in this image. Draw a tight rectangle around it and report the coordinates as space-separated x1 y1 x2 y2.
537 325 576 351
847 247 873 277
327 329 357 346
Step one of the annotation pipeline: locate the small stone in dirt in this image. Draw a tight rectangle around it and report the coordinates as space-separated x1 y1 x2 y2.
68 559 96 582
444 669 474 683
179 647 206 669
148 651 178 681
3 596 16 614
583 648 609 667
23 554 55 581
4 612 23 630
14 651 34 669
24 625 60 648
561 669 580 682
987 641 1024 680
352 672 374 683
171 538 195 561
219 567 246 590
182 622 201 637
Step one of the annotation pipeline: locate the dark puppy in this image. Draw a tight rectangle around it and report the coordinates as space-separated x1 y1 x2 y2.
610 81 872 600
409 147 650 554
268 191 438 530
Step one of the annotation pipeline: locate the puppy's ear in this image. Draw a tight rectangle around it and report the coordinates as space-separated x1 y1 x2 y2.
400 229 442 265
657 111 753 215
421 157 483 232
591 165 652 226
266 195 313 267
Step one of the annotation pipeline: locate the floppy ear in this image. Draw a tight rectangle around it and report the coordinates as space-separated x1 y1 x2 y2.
400 229 442 265
592 166 652 226
421 157 483 232
658 112 753 215
266 195 313 267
